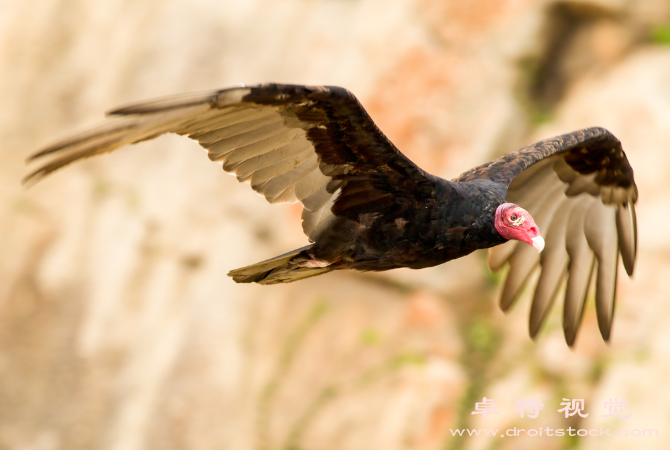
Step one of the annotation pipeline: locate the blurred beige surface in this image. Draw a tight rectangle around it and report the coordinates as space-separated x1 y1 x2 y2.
1 1 670 449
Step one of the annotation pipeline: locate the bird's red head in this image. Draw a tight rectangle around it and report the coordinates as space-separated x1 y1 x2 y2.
494 203 545 252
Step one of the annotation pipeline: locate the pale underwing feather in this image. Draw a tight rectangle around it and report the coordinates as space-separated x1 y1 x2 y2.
528 196 574 338
553 158 579 184
500 243 540 311
302 193 338 241
250 150 315 189
174 107 240 135
294 169 330 202
257 154 319 201
190 114 282 143
196 120 287 146
563 255 596 346
233 140 313 180
106 87 249 115
488 241 515 273
564 172 600 197
584 205 619 341
210 129 301 165
301 183 332 212
616 203 637 276
504 159 557 207
502 157 554 192
562 197 596 345
267 183 297 204
25 106 212 184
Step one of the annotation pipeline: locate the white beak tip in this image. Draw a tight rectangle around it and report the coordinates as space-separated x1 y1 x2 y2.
531 236 545 253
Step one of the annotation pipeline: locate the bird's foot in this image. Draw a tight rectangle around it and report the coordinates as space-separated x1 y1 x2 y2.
297 259 331 268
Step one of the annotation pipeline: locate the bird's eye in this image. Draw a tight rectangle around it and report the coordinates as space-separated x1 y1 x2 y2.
510 214 518 221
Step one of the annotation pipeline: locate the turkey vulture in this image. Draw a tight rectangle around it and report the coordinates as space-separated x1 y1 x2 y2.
25 84 638 345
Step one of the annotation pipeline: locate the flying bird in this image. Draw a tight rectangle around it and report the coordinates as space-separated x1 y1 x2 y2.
25 84 638 345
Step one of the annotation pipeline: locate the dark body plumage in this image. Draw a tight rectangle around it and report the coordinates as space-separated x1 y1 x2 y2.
25 84 638 344
310 178 507 272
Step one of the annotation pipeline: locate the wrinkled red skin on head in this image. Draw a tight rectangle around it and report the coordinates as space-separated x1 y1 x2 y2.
494 203 541 246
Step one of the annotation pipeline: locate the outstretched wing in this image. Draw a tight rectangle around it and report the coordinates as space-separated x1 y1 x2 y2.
456 127 638 345
26 84 438 241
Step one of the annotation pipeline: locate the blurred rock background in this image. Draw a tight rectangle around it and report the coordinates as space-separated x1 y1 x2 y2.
1 0 670 449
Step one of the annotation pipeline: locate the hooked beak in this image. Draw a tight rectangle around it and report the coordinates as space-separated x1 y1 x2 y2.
531 236 545 253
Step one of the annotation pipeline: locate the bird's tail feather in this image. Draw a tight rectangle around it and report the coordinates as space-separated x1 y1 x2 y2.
228 244 333 284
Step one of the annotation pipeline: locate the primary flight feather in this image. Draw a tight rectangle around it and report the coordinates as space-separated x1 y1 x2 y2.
25 83 638 345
